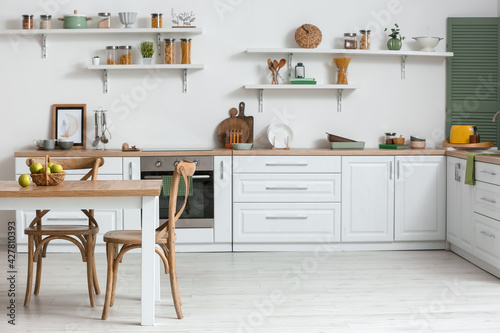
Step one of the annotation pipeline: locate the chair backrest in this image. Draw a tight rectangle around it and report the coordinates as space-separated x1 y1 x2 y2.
26 157 105 181
155 160 196 242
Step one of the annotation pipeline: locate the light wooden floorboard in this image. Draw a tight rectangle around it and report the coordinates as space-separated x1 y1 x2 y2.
1 245 500 332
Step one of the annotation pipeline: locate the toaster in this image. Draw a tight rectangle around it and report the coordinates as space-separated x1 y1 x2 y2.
450 125 476 144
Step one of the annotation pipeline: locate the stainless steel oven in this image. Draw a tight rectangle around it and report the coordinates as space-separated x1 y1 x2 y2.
141 156 214 228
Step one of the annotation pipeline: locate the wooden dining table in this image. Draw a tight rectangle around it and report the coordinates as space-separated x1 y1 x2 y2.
0 179 162 326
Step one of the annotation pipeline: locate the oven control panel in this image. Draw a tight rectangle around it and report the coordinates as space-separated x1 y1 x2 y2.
141 156 212 172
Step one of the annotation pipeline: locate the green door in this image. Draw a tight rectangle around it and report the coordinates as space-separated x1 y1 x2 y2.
447 18 500 146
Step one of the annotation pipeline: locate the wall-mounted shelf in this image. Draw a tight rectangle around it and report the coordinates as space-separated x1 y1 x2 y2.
247 48 453 80
244 84 360 113
88 64 204 94
0 28 203 59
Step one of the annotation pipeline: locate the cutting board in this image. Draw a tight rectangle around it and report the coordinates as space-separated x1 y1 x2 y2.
217 108 250 145
237 102 254 142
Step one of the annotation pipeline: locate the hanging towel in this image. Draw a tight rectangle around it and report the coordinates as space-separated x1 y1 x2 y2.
161 175 193 197
465 153 500 185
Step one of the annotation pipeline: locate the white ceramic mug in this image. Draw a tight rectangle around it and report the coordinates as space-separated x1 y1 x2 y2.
33 139 44 148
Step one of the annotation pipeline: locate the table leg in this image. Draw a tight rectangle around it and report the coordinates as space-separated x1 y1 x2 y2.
141 196 157 326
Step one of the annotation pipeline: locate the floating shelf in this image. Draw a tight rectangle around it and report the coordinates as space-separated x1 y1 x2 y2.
88 64 204 94
244 84 360 113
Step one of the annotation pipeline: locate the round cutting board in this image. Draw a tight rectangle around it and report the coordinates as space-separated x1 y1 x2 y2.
217 108 250 144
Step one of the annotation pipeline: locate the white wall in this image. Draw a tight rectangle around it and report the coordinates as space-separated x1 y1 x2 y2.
0 0 497 241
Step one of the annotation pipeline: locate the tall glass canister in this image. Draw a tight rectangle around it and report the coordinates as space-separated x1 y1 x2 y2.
164 38 175 64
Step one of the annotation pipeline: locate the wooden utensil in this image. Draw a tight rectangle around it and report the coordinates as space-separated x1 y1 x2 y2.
278 58 286 70
217 108 250 145
273 60 279 71
237 102 254 143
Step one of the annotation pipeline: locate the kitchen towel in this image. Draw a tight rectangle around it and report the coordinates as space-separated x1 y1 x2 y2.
465 152 500 185
161 175 193 197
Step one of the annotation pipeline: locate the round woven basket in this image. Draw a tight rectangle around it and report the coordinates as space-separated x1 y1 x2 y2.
295 24 322 49
29 155 66 186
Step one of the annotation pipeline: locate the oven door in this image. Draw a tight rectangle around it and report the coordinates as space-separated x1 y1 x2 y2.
142 171 214 228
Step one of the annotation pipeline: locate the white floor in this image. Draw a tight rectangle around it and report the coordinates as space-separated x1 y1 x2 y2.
1 246 500 332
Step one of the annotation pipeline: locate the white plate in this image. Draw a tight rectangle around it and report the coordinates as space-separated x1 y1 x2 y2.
267 123 293 149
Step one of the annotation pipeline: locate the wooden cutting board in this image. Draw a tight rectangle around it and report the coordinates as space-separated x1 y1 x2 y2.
237 102 254 142
217 108 250 145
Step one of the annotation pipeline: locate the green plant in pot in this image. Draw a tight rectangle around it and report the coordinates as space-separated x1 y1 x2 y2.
384 23 405 51
138 41 155 64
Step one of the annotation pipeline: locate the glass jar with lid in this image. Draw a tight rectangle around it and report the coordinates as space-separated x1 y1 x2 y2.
344 33 357 49
118 45 132 65
180 38 191 64
151 13 163 28
98 12 111 29
164 38 175 64
106 46 117 65
359 30 371 50
385 132 396 144
22 15 34 30
39 15 52 29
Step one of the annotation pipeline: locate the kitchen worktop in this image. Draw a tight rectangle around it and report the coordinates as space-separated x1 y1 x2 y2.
15 149 231 157
446 150 500 165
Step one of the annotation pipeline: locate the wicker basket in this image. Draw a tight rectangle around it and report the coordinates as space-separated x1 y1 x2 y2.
295 24 322 49
326 132 356 142
29 155 66 186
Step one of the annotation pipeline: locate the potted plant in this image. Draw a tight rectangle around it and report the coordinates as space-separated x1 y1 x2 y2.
384 23 405 51
138 41 155 64
92 55 100 66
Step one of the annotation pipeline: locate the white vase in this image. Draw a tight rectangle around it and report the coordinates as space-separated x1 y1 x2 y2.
92 57 100 65
142 57 152 65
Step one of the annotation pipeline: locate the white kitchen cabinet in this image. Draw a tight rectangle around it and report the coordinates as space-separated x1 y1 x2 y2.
342 156 446 243
341 156 394 242
473 213 500 269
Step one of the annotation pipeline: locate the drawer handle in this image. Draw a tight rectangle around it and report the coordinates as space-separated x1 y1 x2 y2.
266 216 308 220
480 170 497 176
480 230 496 239
265 186 308 191
47 217 88 221
265 163 309 167
480 197 497 204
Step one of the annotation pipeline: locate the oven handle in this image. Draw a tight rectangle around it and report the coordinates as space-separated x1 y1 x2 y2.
143 175 210 180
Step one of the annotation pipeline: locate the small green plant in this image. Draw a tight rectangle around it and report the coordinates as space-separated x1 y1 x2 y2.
138 41 155 58
384 23 405 40
93 55 99 58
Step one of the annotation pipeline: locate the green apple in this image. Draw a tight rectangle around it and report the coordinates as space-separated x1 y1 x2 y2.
29 162 43 174
50 164 63 173
39 167 51 174
48 162 54 168
18 174 31 187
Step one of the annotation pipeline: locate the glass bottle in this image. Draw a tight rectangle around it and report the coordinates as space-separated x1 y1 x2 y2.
344 33 357 49
180 38 191 64
106 46 117 65
98 12 111 29
360 30 371 50
295 62 305 78
118 45 132 65
39 15 52 29
385 132 396 144
164 38 175 64
151 13 163 28
22 15 34 30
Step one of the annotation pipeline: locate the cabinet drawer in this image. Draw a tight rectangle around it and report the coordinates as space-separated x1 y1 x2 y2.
233 156 340 173
233 174 340 203
15 157 123 175
233 203 340 243
474 181 500 221
475 162 500 186
473 213 500 268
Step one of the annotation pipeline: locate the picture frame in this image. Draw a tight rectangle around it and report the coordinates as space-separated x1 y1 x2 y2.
52 104 86 149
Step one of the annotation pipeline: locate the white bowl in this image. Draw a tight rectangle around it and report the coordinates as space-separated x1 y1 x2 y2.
232 143 253 150
412 37 443 52
118 12 137 28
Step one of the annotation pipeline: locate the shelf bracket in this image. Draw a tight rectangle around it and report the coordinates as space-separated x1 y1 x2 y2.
103 69 109 94
183 69 188 93
259 89 264 113
157 33 162 59
288 53 293 80
337 89 343 112
401 55 407 80
41 34 47 59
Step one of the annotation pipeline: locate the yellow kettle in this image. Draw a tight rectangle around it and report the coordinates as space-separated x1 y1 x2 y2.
450 125 477 144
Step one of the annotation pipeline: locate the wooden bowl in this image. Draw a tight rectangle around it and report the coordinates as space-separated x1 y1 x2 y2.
31 171 66 186
410 141 426 149
393 138 405 145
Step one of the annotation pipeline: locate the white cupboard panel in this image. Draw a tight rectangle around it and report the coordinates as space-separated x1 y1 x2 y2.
473 213 500 269
474 181 500 221
233 156 340 173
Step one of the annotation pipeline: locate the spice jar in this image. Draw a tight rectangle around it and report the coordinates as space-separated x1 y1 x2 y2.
98 12 111 29
118 46 132 65
164 38 175 64
344 33 357 49
295 62 305 78
106 46 117 65
385 132 396 144
39 15 52 29
359 30 371 50
22 15 34 30
151 13 162 28
180 38 191 64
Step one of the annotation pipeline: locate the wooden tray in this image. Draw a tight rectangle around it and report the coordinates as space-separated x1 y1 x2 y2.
442 141 494 148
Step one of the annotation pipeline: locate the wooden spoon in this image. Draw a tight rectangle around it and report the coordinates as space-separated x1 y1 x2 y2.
267 58 273 70
273 60 279 71
278 58 286 71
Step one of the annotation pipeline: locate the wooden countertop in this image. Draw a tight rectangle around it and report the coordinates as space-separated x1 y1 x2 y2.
0 180 162 198
232 148 446 156
447 150 500 165
15 149 231 157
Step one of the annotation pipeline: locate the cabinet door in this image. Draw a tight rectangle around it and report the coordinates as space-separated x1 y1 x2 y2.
341 156 394 242
395 156 446 241
447 157 462 244
213 156 232 244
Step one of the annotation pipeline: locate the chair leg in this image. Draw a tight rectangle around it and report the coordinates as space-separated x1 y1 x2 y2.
85 235 96 307
90 234 100 295
24 235 34 307
33 246 43 295
110 247 120 307
101 242 115 320
167 242 183 319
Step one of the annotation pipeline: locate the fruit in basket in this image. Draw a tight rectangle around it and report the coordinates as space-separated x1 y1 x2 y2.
39 167 51 174
50 164 63 173
48 162 54 168
18 174 31 187
29 162 43 174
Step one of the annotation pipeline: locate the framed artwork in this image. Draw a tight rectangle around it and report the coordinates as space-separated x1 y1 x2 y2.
52 104 86 149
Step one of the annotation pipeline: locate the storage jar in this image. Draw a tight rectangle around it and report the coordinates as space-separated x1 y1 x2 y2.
344 33 357 49
295 62 305 78
39 15 52 29
164 38 175 64
22 15 34 30
180 38 191 64
98 12 111 29
151 13 162 28
385 132 396 144
360 30 371 50
106 46 117 65
118 45 132 65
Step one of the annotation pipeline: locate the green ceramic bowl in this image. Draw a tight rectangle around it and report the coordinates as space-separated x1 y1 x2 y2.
232 143 253 150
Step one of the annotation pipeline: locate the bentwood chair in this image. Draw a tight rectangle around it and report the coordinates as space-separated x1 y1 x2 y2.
24 157 105 308
101 160 196 320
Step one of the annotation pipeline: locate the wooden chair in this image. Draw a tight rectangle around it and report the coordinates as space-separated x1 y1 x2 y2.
101 160 196 320
24 157 105 308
